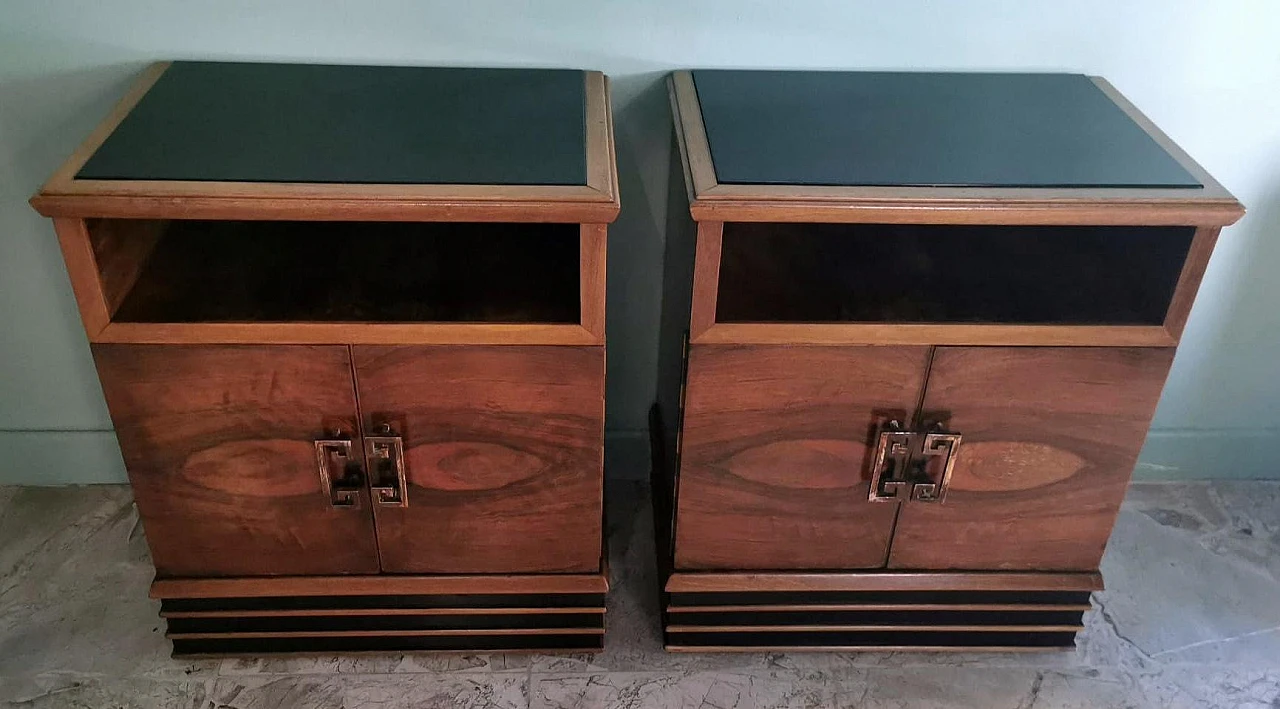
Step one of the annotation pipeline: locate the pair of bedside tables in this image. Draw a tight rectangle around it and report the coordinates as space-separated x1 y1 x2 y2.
30 61 1243 656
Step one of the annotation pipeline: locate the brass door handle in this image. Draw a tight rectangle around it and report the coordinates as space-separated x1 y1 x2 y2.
867 420 962 503
315 436 364 508
910 429 962 502
366 423 408 507
869 420 915 502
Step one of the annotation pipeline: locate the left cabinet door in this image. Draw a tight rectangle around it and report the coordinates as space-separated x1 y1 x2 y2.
93 344 380 577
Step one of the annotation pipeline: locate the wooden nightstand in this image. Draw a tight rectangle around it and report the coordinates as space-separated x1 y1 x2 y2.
654 69 1242 652
30 61 618 656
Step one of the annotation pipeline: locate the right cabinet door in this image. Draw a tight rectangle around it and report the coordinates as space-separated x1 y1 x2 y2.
888 346 1174 571
351 345 604 574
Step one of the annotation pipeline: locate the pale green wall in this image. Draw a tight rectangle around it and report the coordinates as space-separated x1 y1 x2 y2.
2 0 1279 483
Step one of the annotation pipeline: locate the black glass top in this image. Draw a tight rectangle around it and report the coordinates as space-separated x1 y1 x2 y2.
78 62 588 186
692 70 1201 189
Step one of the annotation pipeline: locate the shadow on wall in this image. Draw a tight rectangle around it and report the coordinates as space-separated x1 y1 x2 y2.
1138 171 1280 479
0 60 157 484
600 73 673 478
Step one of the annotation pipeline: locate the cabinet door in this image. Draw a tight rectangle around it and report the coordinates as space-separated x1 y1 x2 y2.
888 347 1174 571
93 345 379 577
351 346 604 574
675 345 930 570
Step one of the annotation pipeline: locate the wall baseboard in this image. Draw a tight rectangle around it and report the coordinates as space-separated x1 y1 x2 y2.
1137 428 1280 480
0 430 127 485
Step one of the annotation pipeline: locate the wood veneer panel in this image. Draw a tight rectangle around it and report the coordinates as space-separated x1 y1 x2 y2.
151 573 608 599
52 218 112 338
95 322 596 346
665 571 1102 593
85 218 165 314
579 223 607 340
1164 226 1222 341
692 323 1175 347
352 346 604 573
93 344 378 577
673 345 928 570
889 347 1174 571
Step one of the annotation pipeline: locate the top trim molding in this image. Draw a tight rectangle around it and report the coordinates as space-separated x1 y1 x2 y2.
31 63 620 223
669 71 1243 227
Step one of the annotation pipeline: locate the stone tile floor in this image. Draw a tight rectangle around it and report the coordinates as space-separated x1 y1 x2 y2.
0 480 1278 708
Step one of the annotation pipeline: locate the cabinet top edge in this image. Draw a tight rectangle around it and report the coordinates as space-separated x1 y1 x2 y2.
669 70 1242 227
31 62 620 222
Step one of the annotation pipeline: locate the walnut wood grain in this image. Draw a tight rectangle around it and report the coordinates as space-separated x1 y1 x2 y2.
1164 226 1223 341
692 323 1177 348
94 322 598 346
664 571 1102 593
86 218 164 314
93 344 379 577
52 218 113 339
352 346 604 573
673 345 929 570
888 347 1175 571
579 223 607 341
150 572 608 598
688 222 723 341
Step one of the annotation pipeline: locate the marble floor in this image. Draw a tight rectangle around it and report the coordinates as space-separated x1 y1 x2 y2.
0 480 1278 708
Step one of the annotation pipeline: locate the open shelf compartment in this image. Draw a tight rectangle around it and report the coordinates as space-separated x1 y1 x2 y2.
92 219 580 324
716 222 1195 326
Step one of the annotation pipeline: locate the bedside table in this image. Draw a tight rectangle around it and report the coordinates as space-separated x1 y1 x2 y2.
30 61 618 656
654 69 1242 652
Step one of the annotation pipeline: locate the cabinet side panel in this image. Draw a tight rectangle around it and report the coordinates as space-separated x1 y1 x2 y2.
889 347 1174 571
675 345 929 570
352 345 604 574
654 128 700 566
92 344 379 577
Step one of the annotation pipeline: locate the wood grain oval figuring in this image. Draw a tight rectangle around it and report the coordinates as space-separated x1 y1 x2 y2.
180 439 318 497
952 442 1086 492
723 439 867 489
406 442 547 492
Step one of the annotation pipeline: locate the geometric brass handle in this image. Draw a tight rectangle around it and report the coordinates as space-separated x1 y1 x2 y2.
910 430 962 503
365 423 408 507
868 420 916 502
867 420 962 504
314 437 364 508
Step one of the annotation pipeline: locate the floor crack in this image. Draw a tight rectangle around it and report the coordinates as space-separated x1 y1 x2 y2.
1093 595 1154 663
1016 672 1044 709
1152 623 1280 657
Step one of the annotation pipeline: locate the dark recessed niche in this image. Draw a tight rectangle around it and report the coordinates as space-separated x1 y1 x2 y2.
93 219 580 324
715 222 1194 325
